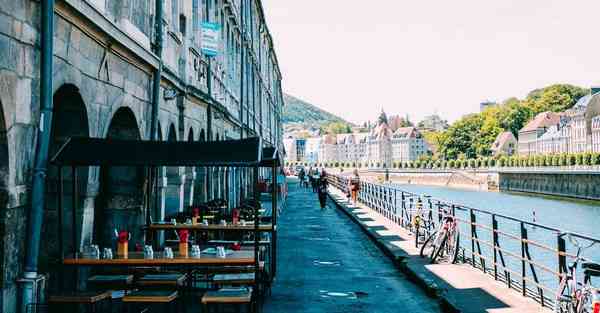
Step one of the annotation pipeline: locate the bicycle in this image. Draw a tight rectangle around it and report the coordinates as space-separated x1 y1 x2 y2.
419 205 460 264
554 233 600 313
409 196 434 248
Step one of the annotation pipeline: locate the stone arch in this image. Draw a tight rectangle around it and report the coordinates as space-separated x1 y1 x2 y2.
102 96 145 140
42 84 90 268
95 107 145 247
33 84 91 293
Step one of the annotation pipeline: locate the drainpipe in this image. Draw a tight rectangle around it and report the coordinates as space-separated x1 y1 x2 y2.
150 0 163 142
239 0 245 139
20 0 54 310
149 0 163 230
204 1 213 198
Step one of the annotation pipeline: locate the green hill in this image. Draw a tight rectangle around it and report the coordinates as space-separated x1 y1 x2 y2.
282 94 353 130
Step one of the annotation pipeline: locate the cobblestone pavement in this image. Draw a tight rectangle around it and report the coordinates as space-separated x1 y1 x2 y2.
263 179 440 313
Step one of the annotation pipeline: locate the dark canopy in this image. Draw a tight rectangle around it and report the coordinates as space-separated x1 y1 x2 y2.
51 137 262 167
260 146 281 167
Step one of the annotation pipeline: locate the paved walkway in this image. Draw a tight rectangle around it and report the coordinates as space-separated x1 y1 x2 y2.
263 179 440 313
327 186 551 313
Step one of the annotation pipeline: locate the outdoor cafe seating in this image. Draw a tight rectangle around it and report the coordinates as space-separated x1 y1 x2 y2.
47 137 282 313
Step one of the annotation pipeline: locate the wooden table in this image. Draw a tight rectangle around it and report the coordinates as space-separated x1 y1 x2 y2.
62 251 255 266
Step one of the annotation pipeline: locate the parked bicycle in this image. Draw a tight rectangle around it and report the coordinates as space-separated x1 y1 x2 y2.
554 233 600 313
419 205 460 264
409 196 434 248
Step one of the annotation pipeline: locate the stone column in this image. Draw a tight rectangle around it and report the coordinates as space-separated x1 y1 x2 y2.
178 169 186 212
187 170 196 207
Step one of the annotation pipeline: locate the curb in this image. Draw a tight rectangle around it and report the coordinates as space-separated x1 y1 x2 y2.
328 192 461 313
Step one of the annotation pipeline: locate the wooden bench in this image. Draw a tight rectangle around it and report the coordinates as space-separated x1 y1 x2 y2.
212 273 255 286
137 273 187 289
48 291 111 313
87 274 134 290
123 290 179 311
201 288 253 313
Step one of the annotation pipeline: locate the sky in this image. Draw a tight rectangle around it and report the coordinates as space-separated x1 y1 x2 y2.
262 0 600 125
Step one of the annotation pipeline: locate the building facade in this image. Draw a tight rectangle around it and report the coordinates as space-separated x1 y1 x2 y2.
518 92 600 156
313 123 430 167
518 112 562 156
391 127 429 163
0 0 283 311
491 131 517 156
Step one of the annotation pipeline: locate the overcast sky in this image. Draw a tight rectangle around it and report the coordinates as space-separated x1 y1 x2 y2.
262 0 600 124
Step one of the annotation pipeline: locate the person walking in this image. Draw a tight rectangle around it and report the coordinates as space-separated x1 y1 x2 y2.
350 169 361 204
298 168 306 188
317 170 329 209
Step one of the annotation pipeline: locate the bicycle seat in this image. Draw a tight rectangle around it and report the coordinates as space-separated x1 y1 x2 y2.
582 262 600 272
585 269 600 277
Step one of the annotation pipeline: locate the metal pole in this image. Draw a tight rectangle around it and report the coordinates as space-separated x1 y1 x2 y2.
23 0 54 278
239 0 245 138
151 0 163 142
520 222 527 296
72 166 79 290
271 163 278 279
57 167 63 289
253 165 259 312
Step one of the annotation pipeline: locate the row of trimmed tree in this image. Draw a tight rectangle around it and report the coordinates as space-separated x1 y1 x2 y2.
285 152 600 170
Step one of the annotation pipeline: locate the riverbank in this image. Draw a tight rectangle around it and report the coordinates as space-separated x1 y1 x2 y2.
355 170 496 191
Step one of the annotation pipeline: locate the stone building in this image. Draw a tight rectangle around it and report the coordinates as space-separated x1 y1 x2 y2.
491 131 517 156
518 112 562 156
0 0 284 311
315 122 429 167
391 127 429 163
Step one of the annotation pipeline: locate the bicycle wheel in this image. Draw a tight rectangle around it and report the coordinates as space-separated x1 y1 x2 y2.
430 232 448 264
419 231 438 258
448 230 460 264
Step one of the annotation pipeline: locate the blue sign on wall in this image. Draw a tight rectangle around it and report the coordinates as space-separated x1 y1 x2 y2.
201 22 220 57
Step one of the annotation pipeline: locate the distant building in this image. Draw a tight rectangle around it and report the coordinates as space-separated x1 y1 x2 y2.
315 119 430 167
283 138 296 161
480 101 497 112
419 114 448 132
491 131 517 156
535 123 570 155
392 127 429 163
283 137 321 164
518 111 562 156
305 138 322 164
564 94 592 153
592 116 600 152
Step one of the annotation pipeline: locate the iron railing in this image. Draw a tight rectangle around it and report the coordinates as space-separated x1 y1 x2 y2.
327 174 600 309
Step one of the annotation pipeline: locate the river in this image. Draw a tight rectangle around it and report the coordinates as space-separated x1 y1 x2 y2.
390 183 600 296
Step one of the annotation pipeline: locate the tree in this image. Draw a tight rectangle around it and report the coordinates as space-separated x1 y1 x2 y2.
524 84 588 114
322 122 352 135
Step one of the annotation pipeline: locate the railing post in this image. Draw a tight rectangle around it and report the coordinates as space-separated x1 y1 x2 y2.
492 214 498 281
520 222 527 296
557 234 566 284
394 189 398 223
401 192 406 226
470 209 476 267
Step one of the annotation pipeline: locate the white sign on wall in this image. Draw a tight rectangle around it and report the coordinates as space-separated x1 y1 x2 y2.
201 22 220 57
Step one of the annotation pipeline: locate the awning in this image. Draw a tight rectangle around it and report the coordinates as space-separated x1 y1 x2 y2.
260 146 281 167
51 137 262 167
